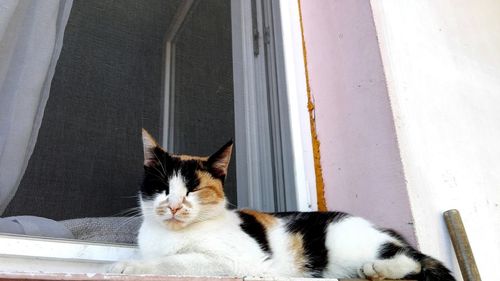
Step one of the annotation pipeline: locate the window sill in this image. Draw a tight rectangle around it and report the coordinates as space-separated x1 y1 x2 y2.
0 274 414 281
0 234 137 273
0 234 415 281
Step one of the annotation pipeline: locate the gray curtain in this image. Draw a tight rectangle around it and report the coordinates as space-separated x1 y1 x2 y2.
0 0 73 213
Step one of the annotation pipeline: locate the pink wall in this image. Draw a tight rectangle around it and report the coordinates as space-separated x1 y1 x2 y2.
300 1 416 244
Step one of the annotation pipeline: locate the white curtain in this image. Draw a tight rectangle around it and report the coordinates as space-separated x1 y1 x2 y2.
0 0 73 213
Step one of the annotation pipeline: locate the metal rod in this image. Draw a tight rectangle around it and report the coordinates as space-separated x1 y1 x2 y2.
444 209 481 281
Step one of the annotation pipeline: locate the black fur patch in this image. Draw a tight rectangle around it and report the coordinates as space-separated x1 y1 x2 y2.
275 212 349 277
378 242 403 259
377 244 457 281
237 211 272 255
207 140 233 180
374 230 456 280
141 151 205 199
405 249 457 281
379 228 410 245
376 229 456 280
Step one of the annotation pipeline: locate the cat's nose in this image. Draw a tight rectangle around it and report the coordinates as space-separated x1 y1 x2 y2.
165 195 184 214
169 206 181 214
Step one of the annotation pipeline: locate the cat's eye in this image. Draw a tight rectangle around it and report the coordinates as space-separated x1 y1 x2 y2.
186 188 198 196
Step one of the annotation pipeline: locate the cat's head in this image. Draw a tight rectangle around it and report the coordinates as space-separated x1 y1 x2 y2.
140 129 232 230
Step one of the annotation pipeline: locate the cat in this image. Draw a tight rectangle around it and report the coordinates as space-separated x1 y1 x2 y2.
108 129 456 280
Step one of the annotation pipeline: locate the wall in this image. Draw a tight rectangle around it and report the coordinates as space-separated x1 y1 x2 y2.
299 1 416 244
371 1 500 279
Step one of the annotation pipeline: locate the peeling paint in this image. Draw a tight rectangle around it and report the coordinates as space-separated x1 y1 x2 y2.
297 0 327 212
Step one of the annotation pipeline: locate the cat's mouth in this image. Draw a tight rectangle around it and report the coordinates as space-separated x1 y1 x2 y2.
161 216 191 229
155 206 189 223
163 216 186 223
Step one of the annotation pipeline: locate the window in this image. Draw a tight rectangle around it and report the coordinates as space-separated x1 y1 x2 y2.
0 0 315 274
164 0 238 205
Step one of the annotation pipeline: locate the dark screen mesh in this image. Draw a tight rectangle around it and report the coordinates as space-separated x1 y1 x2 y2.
173 0 237 205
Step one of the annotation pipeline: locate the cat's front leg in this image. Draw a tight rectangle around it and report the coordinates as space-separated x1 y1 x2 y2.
107 260 158 275
107 253 232 276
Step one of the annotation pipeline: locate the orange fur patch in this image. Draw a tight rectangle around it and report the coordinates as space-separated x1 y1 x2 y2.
195 171 224 205
289 232 307 272
239 209 277 229
163 219 188 231
182 196 193 208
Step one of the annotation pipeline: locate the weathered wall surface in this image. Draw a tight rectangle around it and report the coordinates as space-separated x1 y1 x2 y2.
372 1 500 279
299 1 415 244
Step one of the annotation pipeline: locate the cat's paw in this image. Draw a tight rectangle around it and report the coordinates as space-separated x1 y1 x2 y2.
359 261 387 280
107 261 152 275
359 258 421 280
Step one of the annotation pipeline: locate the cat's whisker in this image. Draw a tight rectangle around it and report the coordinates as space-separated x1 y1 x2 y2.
145 170 168 185
118 210 142 218
119 195 140 199
115 215 143 231
152 151 167 176
225 201 237 208
112 206 144 217
149 165 166 178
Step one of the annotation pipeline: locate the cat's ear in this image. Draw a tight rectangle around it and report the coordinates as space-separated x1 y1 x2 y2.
142 128 163 167
207 140 233 179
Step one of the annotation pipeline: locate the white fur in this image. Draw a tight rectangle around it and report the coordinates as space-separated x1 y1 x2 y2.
109 132 428 278
324 216 397 277
265 220 304 277
112 177 422 279
168 173 187 207
127 211 273 276
108 209 421 278
360 255 421 279
141 173 204 229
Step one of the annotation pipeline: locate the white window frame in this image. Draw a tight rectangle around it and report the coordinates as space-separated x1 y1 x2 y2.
0 0 316 274
231 0 316 212
276 0 317 211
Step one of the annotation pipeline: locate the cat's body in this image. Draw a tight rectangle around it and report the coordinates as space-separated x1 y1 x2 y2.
109 130 456 280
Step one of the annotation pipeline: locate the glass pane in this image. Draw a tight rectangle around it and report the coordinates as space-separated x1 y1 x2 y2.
172 0 237 206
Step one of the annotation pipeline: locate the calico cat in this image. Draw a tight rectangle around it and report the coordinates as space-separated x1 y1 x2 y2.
109 129 456 280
